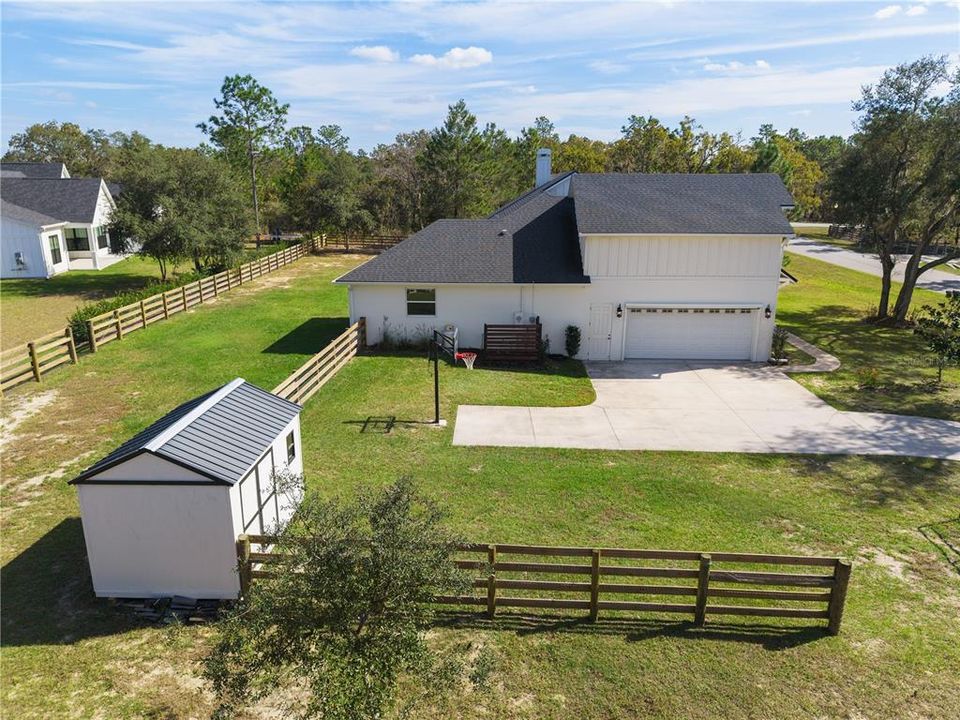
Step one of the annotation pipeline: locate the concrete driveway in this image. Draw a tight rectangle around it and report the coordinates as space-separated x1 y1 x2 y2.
452 361 960 459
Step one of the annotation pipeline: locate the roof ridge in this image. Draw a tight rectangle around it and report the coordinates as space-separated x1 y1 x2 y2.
145 378 246 452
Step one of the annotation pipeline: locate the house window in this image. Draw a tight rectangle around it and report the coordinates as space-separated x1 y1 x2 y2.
95 226 109 250
48 235 62 264
286 431 296 463
406 288 436 316
64 228 90 251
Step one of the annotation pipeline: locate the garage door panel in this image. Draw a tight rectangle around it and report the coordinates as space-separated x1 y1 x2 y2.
625 308 755 360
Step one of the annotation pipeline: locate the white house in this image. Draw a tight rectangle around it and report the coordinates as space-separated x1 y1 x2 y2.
71 378 304 599
1 162 123 279
336 151 795 362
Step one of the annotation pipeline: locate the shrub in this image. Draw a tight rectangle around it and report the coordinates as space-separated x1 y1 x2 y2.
770 326 789 361
914 296 960 383
855 366 882 389
565 325 581 358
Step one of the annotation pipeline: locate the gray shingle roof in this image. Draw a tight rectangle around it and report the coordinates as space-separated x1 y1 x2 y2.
335 172 793 285
72 379 302 485
0 177 105 223
571 173 794 235
0 162 69 178
337 192 587 284
0 198 63 227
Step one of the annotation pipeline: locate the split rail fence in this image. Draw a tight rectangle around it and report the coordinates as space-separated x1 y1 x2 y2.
319 234 404 252
0 238 319 394
236 537 852 634
272 318 366 404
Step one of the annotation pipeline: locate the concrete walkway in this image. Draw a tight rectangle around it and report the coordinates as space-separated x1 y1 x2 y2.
452 361 960 460
788 237 960 293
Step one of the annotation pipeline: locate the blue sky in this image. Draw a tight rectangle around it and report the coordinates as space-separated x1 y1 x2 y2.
2 1 958 152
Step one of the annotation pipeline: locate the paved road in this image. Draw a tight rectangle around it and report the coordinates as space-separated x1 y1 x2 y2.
452 361 960 460
788 237 960 293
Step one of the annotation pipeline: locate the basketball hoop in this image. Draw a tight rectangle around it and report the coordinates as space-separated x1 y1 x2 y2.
455 351 477 370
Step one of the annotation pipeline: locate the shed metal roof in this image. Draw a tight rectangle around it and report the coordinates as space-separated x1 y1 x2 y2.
72 379 302 485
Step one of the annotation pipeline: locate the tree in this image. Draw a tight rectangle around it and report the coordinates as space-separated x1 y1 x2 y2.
831 56 960 322
419 100 493 220
914 295 960 383
370 131 430 232
554 134 609 174
199 75 289 241
204 478 482 720
109 145 250 278
3 120 115 176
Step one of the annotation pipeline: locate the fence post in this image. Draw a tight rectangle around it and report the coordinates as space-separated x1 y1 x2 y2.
181 285 188 309
27 342 41 382
88 320 98 353
65 327 78 364
113 310 123 340
213 274 220 297
139 300 147 328
827 560 852 635
236 534 252 598
161 293 169 320
486 544 497 619
589 549 601 621
694 553 711 626
358 317 367 349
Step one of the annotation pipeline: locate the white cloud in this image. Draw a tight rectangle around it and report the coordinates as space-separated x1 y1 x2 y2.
703 59 771 72
589 59 629 75
905 5 928 16
874 5 902 19
410 46 493 69
349 45 398 63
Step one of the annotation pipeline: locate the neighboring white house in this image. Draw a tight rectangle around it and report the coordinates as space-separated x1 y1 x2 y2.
336 151 795 362
71 379 304 599
0 162 123 279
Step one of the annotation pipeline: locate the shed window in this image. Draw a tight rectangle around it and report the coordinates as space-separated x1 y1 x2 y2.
48 235 62 265
286 431 296 463
406 288 436 316
95 226 109 250
64 228 90 251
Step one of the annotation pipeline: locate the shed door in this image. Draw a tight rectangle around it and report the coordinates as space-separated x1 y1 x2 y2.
625 308 756 360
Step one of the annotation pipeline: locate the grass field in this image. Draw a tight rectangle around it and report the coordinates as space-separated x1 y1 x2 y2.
779 253 959 420
2 253 958 719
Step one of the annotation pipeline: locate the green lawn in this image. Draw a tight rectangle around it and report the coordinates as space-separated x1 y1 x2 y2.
2 253 958 719
779 253 959 420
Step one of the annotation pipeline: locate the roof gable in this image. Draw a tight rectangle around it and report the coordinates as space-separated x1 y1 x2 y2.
0 177 106 224
73 379 302 485
0 162 69 178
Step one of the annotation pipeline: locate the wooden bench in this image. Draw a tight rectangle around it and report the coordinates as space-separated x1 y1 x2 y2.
482 321 542 363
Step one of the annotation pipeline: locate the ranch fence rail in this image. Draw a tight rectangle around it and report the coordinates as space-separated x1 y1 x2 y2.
272 318 366 404
319 234 405 252
236 536 852 635
0 238 320 394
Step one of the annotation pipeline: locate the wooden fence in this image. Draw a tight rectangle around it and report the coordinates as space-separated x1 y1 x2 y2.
272 318 365 404
0 238 318 393
236 537 852 635
319 234 404 252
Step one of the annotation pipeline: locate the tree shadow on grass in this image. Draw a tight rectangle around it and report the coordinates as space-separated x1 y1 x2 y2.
433 611 825 651
262 317 349 355
1 517 140 647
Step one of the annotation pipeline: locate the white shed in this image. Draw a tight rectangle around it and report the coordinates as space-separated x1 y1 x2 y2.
71 378 304 599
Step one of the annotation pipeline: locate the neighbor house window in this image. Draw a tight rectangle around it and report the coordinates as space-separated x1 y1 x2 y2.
64 228 90 251
95 226 109 250
48 235 62 264
286 431 296 463
406 288 436 316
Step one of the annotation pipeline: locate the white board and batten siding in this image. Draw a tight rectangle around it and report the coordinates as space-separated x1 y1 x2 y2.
73 379 303 600
0 215 68 279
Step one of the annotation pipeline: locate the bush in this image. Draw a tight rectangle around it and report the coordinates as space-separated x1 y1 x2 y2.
69 271 204 344
565 325 581 358
855 366 882 389
770 326 789 361
914 296 960 383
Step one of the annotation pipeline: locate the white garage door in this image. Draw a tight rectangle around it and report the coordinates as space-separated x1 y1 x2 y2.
625 307 756 360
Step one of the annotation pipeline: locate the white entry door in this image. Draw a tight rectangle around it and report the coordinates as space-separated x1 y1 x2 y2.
624 307 756 360
586 303 613 360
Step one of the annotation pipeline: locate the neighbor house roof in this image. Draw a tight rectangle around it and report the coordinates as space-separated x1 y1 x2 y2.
336 191 588 285
571 173 794 235
335 172 794 286
0 198 64 227
0 162 69 178
0 177 106 224
72 379 302 485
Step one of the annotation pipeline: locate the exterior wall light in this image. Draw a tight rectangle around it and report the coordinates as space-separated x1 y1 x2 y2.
764 305 772 319
616 303 623 318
